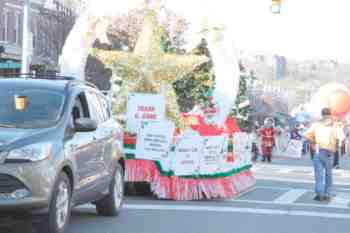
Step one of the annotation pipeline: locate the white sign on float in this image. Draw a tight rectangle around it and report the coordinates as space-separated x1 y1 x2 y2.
232 133 252 168
172 130 202 176
199 136 227 175
136 121 175 171
127 93 166 133
280 139 303 159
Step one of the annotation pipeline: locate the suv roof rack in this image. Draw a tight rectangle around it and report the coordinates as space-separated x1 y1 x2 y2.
0 73 99 90
0 73 76 80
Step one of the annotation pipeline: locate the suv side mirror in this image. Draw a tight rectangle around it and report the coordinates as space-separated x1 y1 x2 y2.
75 118 97 132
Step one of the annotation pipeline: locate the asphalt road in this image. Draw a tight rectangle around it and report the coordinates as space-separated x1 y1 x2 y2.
2 155 350 233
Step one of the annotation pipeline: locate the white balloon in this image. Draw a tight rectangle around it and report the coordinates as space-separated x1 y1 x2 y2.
306 82 350 118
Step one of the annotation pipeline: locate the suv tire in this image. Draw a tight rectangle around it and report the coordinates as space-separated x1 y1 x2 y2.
96 163 124 216
40 172 72 233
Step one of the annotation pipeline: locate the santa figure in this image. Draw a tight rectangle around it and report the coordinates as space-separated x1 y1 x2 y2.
259 118 279 163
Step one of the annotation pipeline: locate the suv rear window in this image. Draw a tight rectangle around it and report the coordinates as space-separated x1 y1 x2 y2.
0 89 65 129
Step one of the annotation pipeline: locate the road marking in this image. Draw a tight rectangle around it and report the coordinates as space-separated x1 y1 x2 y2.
278 168 295 174
227 198 350 209
255 175 350 185
256 185 350 193
254 164 350 176
256 185 295 191
328 195 350 208
273 189 307 204
235 187 350 208
122 204 350 219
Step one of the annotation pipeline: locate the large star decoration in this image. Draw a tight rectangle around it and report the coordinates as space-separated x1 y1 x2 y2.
92 7 208 128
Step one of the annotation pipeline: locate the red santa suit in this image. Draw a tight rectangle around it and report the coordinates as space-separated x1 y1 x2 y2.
259 127 277 158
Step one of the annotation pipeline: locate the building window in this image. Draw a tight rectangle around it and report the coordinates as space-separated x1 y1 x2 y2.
32 25 37 50
15 12 20 45
3 10 8 42
37 31 42 54
0 10 5 41
6 11 16 44
17 13 23 45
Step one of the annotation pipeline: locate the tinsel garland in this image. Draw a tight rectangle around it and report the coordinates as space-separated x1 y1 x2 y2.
124 152 251 179
123 132 255 200
125 159 255 200
123 131 248 179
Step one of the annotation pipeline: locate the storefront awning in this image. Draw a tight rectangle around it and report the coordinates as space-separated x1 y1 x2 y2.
0 61 21 69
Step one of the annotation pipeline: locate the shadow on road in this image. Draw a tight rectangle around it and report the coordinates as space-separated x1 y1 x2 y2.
0 209 106 233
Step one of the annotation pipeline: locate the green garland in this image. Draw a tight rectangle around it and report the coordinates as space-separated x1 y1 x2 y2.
124 150 251 179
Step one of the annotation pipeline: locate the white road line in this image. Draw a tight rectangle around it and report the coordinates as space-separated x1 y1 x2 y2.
255 175 350 186
227 198 350 210
255 164 350 176
273 189 307 204
122 204 350 219
256 185 350 193
278 168 295 174
329 196 350 208
256 185 295 191
77 196 349 214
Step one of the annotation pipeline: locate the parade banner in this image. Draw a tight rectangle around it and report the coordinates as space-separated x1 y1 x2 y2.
127 93 166 133
199 136 227 175
275 131 290 153
136 121 174 171
172 131 202 176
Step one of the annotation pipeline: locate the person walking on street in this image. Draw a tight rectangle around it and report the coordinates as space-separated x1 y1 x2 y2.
251 124 260 162
290 124 302 140
259 118 278 163
304 108 344 202
309 142 316 160
333 118 346 169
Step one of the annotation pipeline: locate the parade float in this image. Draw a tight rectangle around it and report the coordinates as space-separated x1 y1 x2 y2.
59 0 255 200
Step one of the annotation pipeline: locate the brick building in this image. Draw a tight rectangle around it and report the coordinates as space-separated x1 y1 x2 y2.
0 0 75 75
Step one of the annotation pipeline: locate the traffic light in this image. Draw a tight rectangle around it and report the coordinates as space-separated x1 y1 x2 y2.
271 0 281 14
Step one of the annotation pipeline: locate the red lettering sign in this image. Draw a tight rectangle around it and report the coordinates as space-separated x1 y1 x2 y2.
137 106 156 112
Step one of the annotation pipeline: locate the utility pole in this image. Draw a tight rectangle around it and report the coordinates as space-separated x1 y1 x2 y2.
21 0 32 74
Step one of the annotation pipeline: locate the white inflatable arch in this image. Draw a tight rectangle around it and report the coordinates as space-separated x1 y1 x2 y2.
59 0 240 125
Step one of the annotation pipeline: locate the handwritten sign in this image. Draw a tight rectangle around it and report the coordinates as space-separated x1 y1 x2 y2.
280 139 303 159
172 130 202 176
127 93 166 133
233 133 252 167
199 136 226 174
136 122 174 171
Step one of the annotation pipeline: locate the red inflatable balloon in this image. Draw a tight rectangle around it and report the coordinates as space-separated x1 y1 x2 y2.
327 90 350 117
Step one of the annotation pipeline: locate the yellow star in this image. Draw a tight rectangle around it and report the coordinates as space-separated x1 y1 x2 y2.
92 7 208 128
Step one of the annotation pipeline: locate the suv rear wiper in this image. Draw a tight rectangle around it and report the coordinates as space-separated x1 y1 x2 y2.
0 124 16 128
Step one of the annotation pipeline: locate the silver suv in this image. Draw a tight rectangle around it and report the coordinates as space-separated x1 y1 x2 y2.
0 75 125 233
